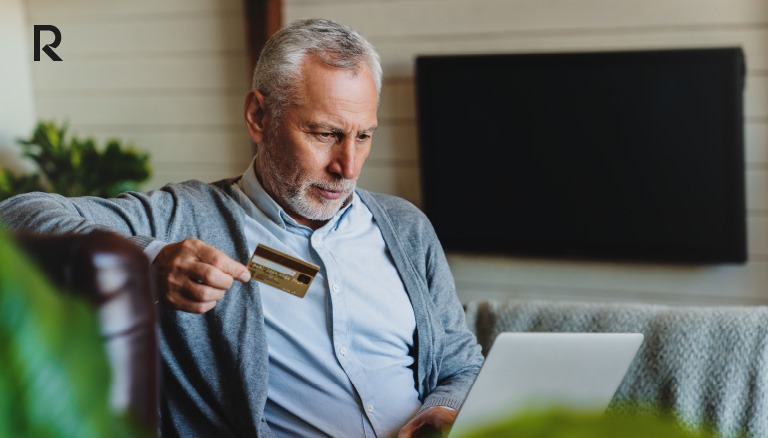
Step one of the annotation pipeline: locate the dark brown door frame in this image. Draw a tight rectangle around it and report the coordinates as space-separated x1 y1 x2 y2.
242 0 283 84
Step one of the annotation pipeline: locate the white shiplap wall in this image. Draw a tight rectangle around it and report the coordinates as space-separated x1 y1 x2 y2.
24 0 255 189
285 0 768 306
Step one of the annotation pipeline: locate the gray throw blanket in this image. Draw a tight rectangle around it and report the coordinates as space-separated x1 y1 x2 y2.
464 299 768 438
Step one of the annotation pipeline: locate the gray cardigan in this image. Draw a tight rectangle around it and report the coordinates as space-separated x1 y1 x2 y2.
0 179 484 437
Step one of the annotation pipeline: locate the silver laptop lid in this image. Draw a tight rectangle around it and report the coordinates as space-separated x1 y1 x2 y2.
450 332 643 437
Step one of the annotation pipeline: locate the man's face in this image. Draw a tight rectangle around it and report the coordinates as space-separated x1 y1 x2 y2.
247 55 378 228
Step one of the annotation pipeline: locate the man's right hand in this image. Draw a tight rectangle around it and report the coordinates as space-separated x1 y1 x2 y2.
152 238 251 313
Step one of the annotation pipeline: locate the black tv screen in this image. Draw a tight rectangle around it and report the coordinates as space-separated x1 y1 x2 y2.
415 47 746 263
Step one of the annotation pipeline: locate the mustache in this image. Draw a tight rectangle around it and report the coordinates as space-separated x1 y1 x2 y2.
314 179 355 192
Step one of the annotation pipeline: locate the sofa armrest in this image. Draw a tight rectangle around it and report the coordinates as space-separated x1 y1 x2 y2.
15 231 159 434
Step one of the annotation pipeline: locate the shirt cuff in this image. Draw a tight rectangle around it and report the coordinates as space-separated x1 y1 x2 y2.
143 239 168 264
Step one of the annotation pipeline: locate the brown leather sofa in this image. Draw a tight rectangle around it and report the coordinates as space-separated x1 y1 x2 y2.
15 231 159 435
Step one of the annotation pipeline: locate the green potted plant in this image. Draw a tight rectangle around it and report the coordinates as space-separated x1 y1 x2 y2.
0 120 151 200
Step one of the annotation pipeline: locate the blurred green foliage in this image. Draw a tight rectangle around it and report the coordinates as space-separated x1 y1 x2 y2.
453 406 723 438
0 120 151 200
0 230 148 437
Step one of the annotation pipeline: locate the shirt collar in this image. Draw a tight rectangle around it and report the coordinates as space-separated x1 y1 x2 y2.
237 156 356 232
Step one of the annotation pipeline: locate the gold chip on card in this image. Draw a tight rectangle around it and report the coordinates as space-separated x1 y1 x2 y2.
247 244 320 298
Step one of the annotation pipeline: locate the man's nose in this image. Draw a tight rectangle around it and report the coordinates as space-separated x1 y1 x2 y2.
329 138 358 180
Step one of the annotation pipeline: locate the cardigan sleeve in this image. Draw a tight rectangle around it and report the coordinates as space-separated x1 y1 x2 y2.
0 188 178 249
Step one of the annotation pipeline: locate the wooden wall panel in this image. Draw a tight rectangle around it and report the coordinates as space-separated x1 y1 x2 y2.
746 75 768 118
367 122 419 164
357 164 421 206
749 216 768 256
287 0 768 37
30 14 245 56
448 253 768 304
146 164 245 190
747 170 768 212
373 28 768 77
25 0 242 19
81 126 253 165
32 55 249 92
746 123 768 164
35 92 244 126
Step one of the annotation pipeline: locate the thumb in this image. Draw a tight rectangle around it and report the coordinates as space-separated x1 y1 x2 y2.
230 263 252 283
207 249 251 283
237 267 252 283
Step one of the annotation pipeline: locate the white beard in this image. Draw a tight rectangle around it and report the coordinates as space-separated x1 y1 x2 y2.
257 144 356 221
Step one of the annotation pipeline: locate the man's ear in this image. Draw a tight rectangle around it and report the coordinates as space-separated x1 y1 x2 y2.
244 90 268 144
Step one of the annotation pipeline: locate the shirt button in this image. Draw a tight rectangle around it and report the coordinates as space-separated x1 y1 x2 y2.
339 346 347 356
332 284 340 294
367 404 374 413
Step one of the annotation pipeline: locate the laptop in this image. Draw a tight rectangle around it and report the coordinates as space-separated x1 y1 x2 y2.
449 332 644 437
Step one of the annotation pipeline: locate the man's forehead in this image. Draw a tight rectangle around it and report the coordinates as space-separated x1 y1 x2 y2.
286 59 378 131
298 55 376 93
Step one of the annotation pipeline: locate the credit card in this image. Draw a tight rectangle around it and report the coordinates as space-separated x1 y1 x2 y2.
247 244 320 298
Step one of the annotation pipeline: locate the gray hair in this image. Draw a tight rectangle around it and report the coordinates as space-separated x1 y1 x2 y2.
251 18 383 122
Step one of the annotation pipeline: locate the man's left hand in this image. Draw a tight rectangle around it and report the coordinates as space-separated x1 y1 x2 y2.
398 406 457 438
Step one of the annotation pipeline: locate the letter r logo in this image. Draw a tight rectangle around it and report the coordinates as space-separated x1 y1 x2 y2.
34 25 62 61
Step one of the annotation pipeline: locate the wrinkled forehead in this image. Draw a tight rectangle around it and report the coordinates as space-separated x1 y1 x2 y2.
294 55 378 112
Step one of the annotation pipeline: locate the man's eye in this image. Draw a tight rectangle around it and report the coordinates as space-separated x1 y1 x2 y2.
357 134 371 142
317 132 334 140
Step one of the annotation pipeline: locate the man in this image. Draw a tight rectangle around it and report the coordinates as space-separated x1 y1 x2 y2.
1 18 484 437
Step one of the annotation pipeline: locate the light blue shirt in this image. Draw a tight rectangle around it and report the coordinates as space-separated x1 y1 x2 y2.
231 159 421 437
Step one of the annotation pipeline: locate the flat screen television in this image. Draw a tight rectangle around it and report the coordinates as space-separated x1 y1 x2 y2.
415 47 746 264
